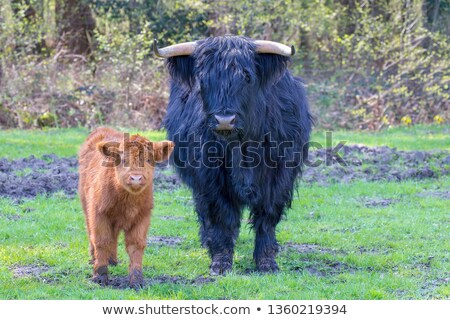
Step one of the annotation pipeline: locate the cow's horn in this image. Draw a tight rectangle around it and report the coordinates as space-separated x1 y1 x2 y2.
153 39 197 58
254 40 295 56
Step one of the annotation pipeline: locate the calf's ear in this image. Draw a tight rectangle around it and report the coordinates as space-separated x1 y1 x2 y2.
97 141 120 156
148 140 175 163
96 141 121 166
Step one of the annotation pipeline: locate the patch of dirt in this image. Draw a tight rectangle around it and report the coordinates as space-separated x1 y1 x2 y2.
283 243 338 255
11 264 52 280
302 145 449 185
361 197 399 208
416 190 450 199
356 246 390 255
281 243 360 277
152 167 182 192
193 275 216 285
281 243 370 276
334 226 361 234
0 145 448 199
158 215 185 221
0 213 22 221
104 275 215 290
284 243 390 256
420 277 450 298
0 155 78 199
288 259 357 277
147 236 184 247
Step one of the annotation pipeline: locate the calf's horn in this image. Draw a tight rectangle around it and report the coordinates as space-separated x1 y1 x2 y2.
153 39 197 58
254 40 295 56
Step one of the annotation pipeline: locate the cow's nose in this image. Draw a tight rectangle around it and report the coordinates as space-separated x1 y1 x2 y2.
214 114 236 131
129 175 143 185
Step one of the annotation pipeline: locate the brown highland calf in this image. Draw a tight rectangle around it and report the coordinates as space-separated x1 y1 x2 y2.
78 127 174 289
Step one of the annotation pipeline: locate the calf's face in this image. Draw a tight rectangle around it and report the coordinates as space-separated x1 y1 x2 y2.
97 136 174 194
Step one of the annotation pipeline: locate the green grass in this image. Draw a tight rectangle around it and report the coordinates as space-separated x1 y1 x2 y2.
0 127 167 159
0 124 448 160
311 124 450 151
0 179 449 299
0 124 449 299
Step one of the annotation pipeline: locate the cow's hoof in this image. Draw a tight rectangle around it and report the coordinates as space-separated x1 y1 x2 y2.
129 269 144 290
93 266 109 286
210 261 232 276
256 257 279 273
210 253 233 276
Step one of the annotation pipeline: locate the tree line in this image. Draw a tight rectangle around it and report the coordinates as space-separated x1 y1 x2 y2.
0 0 448 129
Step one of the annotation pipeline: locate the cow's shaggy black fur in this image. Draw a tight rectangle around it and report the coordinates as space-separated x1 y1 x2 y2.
163 36 313 274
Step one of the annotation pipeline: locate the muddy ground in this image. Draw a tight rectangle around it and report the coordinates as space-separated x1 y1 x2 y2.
0 145 448 199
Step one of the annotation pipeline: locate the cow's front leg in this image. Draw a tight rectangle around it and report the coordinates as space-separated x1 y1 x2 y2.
197 196 241 276
251 206 283 273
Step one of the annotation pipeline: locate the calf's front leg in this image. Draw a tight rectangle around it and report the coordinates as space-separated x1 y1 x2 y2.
125 215 150 289
92 217 115 286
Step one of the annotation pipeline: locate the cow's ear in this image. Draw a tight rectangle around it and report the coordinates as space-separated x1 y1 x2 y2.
148 140 175 163
255 54 289 87
166 56 195 86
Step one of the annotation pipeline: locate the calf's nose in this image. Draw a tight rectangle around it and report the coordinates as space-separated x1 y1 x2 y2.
214 114 236 131
129 175 143 185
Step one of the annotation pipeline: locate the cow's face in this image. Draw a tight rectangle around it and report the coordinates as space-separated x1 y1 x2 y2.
198 47 256 138
167 37 290 139
97 136 174 194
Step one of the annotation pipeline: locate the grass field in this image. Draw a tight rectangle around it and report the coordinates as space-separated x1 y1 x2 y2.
0 125 449 299
0 124 448 160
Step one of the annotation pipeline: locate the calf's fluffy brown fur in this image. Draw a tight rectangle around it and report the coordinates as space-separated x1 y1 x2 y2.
78 127 174 288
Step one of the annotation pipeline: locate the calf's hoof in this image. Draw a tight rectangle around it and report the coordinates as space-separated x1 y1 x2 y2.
93 266 109 286
129 269 144 290
109 257 118 266
256 257 279 273
210 253 233 276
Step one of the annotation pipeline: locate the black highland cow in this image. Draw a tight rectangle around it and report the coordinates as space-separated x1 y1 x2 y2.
154 36 312 275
